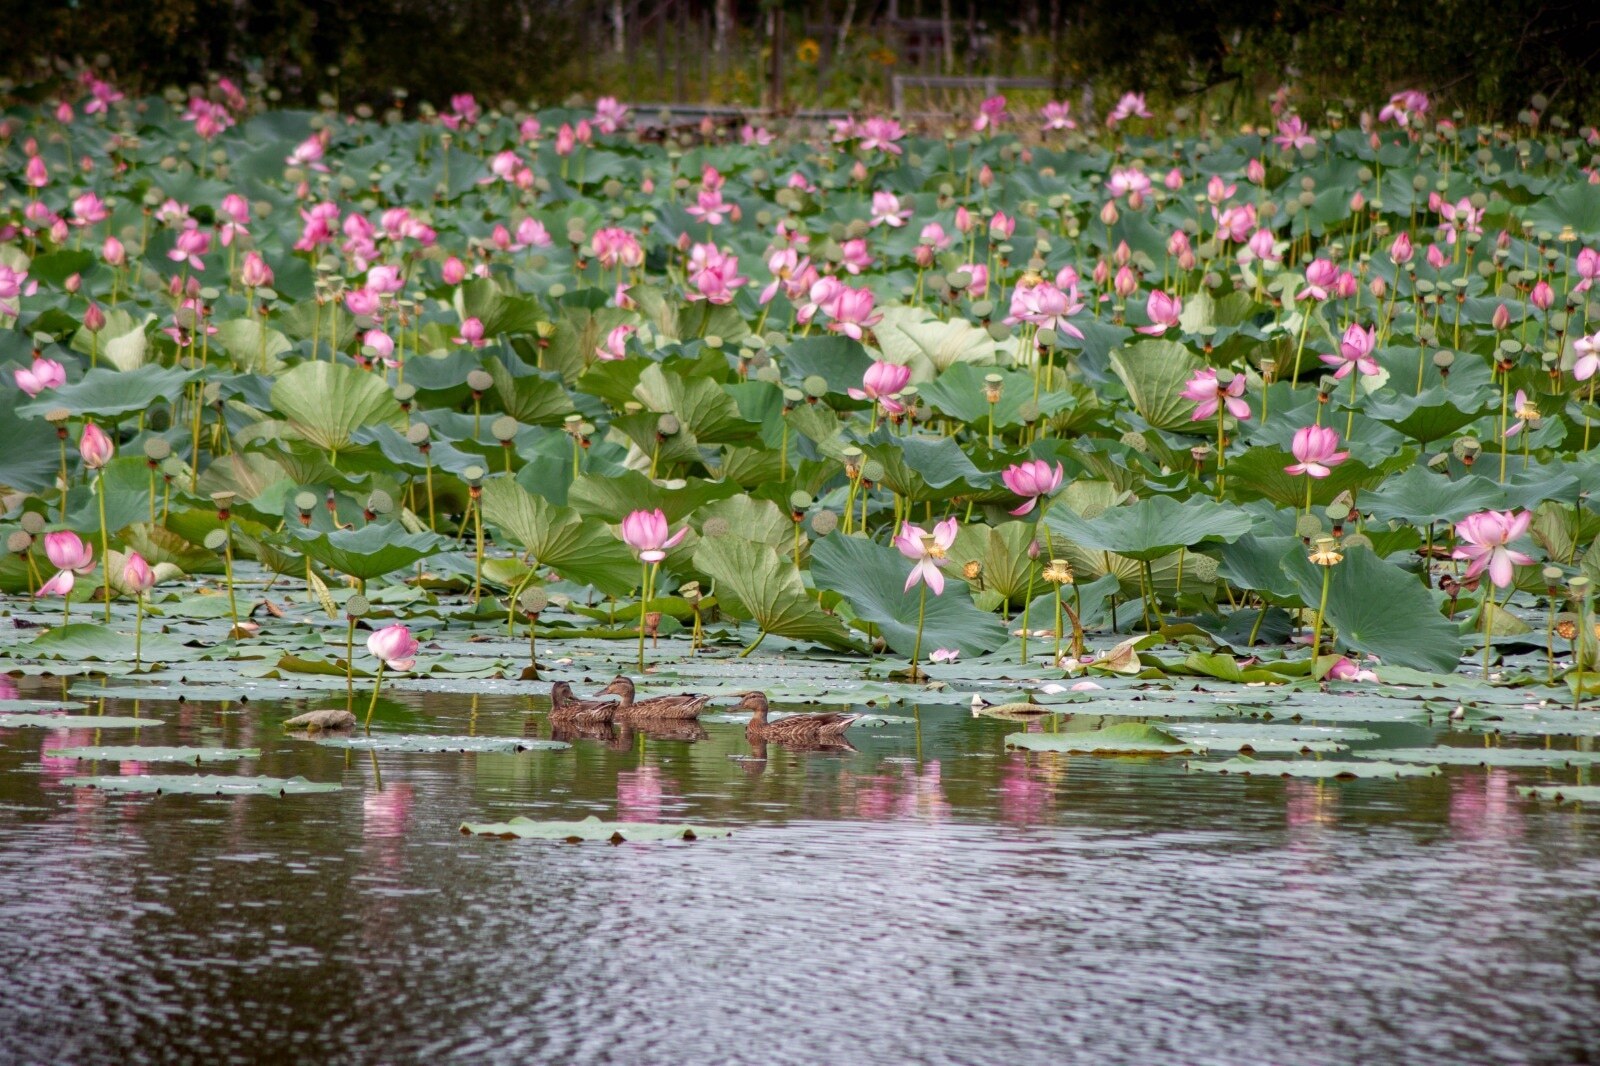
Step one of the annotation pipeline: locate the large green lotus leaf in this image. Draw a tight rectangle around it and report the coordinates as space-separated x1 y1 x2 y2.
288 523 449 581
45 746 260 763
1224 447 1409 508
698 494 792 551
777 334 875 394
1521 184 1600 241
917 363 1070 428
1108 339 1205 431
808 533 1008 656
19 364 198 418
484 356 575 426
457 277 547 336
29 624 190 663
565 470 739 523
478 476 637 597
1166 722 1375 753
316 735 568 753
65 775 341 795
460 815 731 842
693 535 855 650
1365 386 1486 444
269 360 406 453
860 429 994 503
1517 785 1600 804
881 314 1006 374
0 715 152 728
1004 723 1198 754
71 309 153 371
1284 545 1463 672
1044 494 1253 561
1363 466 1508 525
1185 756 1440 778
631 363 749 443
214 318 292 373
0 385 68 493
1357 746 1600 767
1218 535 1306 603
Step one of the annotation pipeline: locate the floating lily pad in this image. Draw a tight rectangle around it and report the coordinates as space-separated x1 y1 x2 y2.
1185 756 1440 778
316 735 570 753
64 775 341 795
1004 722 1198 754
1165 723 1371 753
44 746 260 763
0 715 153 728
1355 746 1600 767
459 815 732 842
0 699 89 713
1516 785 1600 804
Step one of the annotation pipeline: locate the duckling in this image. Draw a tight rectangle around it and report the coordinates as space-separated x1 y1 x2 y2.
549 681 617 725
598 675 712 720
737 691 861 743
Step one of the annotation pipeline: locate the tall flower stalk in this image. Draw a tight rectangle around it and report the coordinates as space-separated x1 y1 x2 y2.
620 509 686 671
895 517 957 680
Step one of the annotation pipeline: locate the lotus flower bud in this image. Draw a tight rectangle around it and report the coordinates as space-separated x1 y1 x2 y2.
1492 303 1510 330
1099 199 1120 225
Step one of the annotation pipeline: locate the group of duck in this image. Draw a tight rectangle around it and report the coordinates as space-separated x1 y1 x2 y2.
550 677 861 749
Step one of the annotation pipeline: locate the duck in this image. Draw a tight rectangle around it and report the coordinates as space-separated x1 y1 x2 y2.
597 675 712 720
736 691 861 744
549 681 617 724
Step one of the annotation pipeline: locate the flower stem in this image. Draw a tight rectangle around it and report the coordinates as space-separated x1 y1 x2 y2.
910 581 928 680
345 616 356 707
636 560 650 672
96 472 111 624
364 661 385 731
1482 590 1495 680
133 595 143 671
1309 565 1332 660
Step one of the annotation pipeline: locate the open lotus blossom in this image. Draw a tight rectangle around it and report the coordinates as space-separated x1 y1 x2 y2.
1327 656 1379 682
366 624 419 672
595 323 635 361
1297 258 1340 301
1182 368 1250 421
1505 390 1539 437
848 360 911 414
14 358 64 397
621 509 687 563
869 190 913 228
1572 333 1600 380
39 531 95 597
1005 280 1084 338
895 517 958 595
1453 510 1534 589
79 423 114 468
856 116 905 155
1274 115 1317 151
1378 89 1429 128
1284 425 1349 478
1136 289 1182 335
828 285 882 339
1040 101 1076 131
1002 460 1065 515
1320 324 1379 378
239 251 273 289
593 96 629 134
972 95 1008 132
684 243 748 304
929 648 961 664
1106 91 1151 127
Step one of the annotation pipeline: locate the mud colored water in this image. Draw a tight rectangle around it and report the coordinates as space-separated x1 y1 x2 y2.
2 680 1598 1065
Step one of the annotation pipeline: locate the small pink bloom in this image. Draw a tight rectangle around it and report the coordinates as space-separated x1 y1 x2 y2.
1183 368 1250 422
595 323 635 361
1002 460 1064 515
366 624 419 672
1284 425 1349 478
621 509 687 563
895 518 958 595
1136 289 1182 335
14 358 65 397
453 317 487 347
1319 324 1379 379
847 360 911 414
122 552 155 594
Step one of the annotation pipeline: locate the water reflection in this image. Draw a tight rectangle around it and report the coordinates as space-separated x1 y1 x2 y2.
2 679 1600 1064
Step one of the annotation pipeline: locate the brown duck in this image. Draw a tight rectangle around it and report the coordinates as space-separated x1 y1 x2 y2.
549 681 617 725
737 692 861 744
598 676 712 720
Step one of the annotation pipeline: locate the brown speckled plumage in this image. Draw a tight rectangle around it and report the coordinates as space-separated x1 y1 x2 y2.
549 681 617 724
598 676 712 720
737 692 861 743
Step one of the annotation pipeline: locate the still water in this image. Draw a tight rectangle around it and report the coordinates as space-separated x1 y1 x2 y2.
1 678 1598 1065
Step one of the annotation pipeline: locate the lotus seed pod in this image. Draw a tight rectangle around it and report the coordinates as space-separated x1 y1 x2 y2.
406 423 430 445
803 375 829 398
704 335 723 350
1452 437 1481 462
466 370 493 393
1324 502 1351 523
143 438 172 461
367 490 394 515
345 594 370 618
657 414 680 436
810 509 839 536
1188 554 1219 584
6 531 32 554
861 459 885 483
1121 430 1149 453
394 383 417 404
462 465 485 486
491 416 519 442
1341 532 1374 552
789 490 814 510
294 491 318 513
19 511 45 535
1294 514 1324 540
519 588 549 614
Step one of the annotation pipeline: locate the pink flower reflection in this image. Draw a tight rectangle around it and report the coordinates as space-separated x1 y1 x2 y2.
617 767 666 823
1284 779 1339 829
1448 769 1523 842
998 756 1054 825
39 728 94 780
363 783 415 839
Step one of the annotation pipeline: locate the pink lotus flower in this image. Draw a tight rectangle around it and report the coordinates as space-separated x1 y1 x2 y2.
1213 203 1256 243
70 192 109 227
685 243 748 304
1575 248 1600 293
955 262 989 297
441 257 467 285
857 116 906 156
366 624 419 672
1297 259 1340 301
1378 89 1430 128
1005 281 1084 338
929 648 961 663
80 423 114 468
1327 656 1378 682
972 95 1008 132
102 236 126 267
1573 333 1600 381
1284 425 1349 478
1183 368 1250 421
14 358 64 397
621 509 687 563
1453 510 1534 589
839 238 873 275
685 189 732 227
895 517 958 595
39 531 94 597
1320 324 1379 378
1530 280 1554 310
1040 101 1076 131
1274 115 1317 151
344 287 381 317
595 323 635 361
239 251 273 289
593 96 629 134
828 286 883 340
988 212 1015 240
122 552 156 594
167 226 211 270
24 155 48 188
1389 232 1414 264
1205 175 1237 205
591 227 644 269
363 330 396 366
1437 198 1483 245
1137 290 1182 335
848 360 911 414
869 191 912 228
453 317 487 347
1002 460 1064 515
1106 92 1151 128
1505 390 1537 438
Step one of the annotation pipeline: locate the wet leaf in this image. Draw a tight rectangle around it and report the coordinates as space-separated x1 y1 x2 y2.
459 815 732 842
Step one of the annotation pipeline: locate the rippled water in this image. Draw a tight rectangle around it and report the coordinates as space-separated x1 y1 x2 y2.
2 677 1599 1065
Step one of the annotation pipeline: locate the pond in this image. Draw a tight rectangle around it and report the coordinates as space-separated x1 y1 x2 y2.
2 677 1597 1064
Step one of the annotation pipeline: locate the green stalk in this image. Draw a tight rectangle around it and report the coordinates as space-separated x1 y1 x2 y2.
96 472 111 623
1309 565 1332 661
1482 589 1495 679
909 581 928 680
345 616 356 707
132 594 144 671
637 560 650 671
364 661 385 731
222 521 240 636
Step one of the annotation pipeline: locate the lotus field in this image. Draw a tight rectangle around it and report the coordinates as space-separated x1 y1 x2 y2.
3 82 1600 777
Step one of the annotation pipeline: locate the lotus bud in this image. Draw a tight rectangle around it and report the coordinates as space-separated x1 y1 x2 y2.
1099 200 1120 226
1114 265 1138 298
1368 277 1386 299
79 422 114 469
1492 303 1510 331
83 302 106 333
